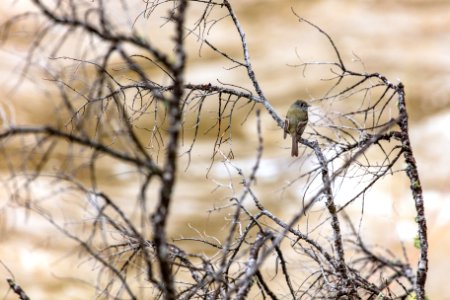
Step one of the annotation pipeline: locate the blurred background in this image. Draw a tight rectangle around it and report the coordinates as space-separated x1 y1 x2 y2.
1 0 449 298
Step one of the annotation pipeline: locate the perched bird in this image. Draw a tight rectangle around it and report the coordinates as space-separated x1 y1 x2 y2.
284 100 309 157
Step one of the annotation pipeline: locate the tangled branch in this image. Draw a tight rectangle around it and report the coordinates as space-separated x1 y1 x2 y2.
0 1 427 299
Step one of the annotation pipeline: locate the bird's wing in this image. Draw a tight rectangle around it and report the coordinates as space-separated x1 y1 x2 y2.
296 120 307 135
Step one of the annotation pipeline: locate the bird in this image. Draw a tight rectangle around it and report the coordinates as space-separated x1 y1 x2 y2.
284 100 309 157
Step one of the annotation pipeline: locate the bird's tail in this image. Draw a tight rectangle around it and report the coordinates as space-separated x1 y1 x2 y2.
291 135 298 157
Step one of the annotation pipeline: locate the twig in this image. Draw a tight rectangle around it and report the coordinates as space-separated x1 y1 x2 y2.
6 279 30 300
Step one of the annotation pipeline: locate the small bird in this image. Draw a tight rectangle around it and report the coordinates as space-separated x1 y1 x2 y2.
284 100 309 157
